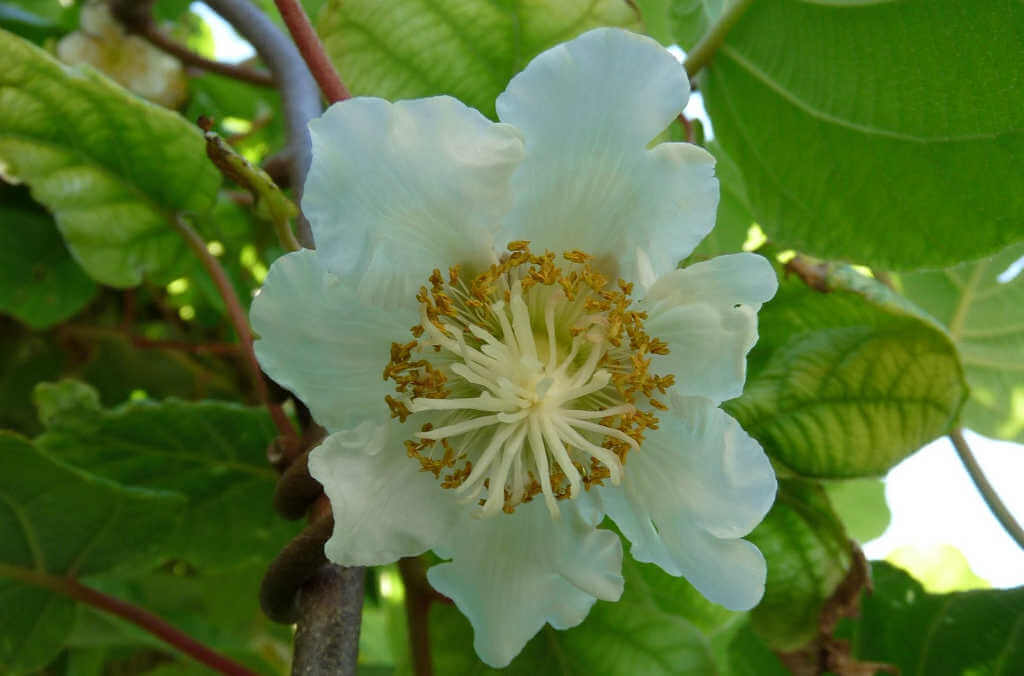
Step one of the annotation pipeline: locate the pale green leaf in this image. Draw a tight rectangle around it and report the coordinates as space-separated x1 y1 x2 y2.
726 267 967 477
696 0 1024 269
34 383 298 568
0 29 221 287
317 0 642 119
899 243 1024 443
0 432 183 673
824 479 891 544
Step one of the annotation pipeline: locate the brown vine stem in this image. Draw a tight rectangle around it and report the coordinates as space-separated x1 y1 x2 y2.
271 0 351 104
172 215 297 442
949 428 1024 552
683 0 757 78
398 557 435 676
0 564 259 676
138 22 276 86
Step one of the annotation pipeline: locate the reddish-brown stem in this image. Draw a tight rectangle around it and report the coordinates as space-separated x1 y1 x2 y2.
172 216 297 441
398 557 435 676
271 0 350 103
132 338 242 354
0 564 258 676
138 23 275 86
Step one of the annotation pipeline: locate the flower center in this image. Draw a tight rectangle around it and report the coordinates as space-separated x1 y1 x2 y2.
383 242 674 518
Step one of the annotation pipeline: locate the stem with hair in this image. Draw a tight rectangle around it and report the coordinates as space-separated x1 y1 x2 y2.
203 0 322 247
172 215 297 441
271 0 351 104
684 0 757 78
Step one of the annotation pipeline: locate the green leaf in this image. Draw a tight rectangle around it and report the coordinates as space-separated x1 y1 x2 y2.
0 432 183 673
688 139 754 261
70 333 242 407
668 0 727 50
0 2 66 43
634 0 673 44
899 242 1024 442
67 561 293 674
824 479 891 544
0 323 65 436
746 480 852 651
847 562 1024 675
710 619 788 676
694 0 1024 269
725 266 967 477
34 383 298 568
0 186 97 330
0 29 221 287
429 555 716 674
317 0 642 119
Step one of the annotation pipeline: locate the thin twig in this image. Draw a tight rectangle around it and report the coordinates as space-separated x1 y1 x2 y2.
398 557 435 676
138 22 275 86
203 0 322 248
0 564 259 676
172 215 297 441
949 428 1024 552
271 0 351 104
683 0 757 78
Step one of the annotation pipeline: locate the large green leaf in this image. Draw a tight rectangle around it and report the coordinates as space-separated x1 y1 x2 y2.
725 266 967 477
847 562 1024 675
693 0 1024 269
688 139 754 261
899 242 1024 442
429 555 717 674
0 29 221 287
0 432 183 673
34 381 297 569
747 480 852 651
0 186 97 330
317 0 642 119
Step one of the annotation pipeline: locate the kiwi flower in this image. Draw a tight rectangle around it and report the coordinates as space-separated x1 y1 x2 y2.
252 27 777 667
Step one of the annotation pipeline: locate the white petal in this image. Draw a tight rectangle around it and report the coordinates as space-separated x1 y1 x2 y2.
250 249 410 432
308 427 460 566
496 28 717 280
427 497 623 668
602 396 776 611
645 253 778 403
304 96 524 307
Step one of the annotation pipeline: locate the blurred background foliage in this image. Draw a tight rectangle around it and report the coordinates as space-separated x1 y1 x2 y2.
0 0 1022 674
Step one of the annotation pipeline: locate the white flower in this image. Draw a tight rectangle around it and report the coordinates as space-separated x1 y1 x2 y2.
251 28 778 667
57 3 187 109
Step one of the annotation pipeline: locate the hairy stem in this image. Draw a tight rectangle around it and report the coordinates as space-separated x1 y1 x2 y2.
203 0 321 247
172 216 296 441
271 0 351 104
398 557 435 676
949 428 1024 552
684 0 757 78
138 22 275 86
0 564 259 676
